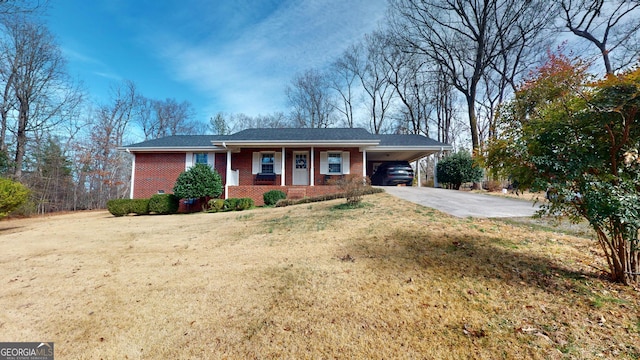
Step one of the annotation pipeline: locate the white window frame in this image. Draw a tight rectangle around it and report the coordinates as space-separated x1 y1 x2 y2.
319 151 350 175
186 152 214 170
327 152 342 174
261 153 275 173
252 152 282 174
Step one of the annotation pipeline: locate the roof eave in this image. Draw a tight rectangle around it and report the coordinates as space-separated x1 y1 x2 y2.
366 145 453 152
120 146 224 152
213 140 380 147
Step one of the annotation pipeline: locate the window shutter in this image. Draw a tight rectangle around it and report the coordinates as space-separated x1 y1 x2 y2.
185 152 193 170
319 152 328 174
208 152 215 168
252 152 260 174
342 151 350 174
274 152 282 174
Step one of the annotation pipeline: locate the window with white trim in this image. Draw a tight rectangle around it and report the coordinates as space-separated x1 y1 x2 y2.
327 152 342 174
194 153 208 165
261 153 275 173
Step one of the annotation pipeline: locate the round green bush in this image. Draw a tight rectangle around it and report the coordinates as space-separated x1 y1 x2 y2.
148 194 179 214
173 163 223 201
263 190 287 206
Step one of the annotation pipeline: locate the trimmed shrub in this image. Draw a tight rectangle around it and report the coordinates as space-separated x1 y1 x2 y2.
237 198 254 211
107 198 150 217
0 178 30 218
222 198 255 211
207 198 225 212
224 198 239 211
173 163 223 203
263 190 287 206
130 199 150 215
148 193 179 214
107 199 130 217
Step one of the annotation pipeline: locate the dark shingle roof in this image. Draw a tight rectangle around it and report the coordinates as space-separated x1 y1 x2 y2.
377 134 450 147
224 128 379 142
124 135 224 148
123 129 452 150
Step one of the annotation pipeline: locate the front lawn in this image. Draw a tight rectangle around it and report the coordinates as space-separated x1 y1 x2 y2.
0 193 637 358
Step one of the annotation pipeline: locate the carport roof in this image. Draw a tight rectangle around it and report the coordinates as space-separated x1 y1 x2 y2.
377 134 449 147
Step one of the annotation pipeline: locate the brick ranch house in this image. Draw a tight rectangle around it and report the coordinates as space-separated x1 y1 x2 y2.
122 128 452 206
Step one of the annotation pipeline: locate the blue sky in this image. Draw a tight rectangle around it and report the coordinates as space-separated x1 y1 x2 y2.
46 0 388 123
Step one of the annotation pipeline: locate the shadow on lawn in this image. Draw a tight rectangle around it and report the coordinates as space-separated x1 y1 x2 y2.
348 228 601 295
0 226 23 233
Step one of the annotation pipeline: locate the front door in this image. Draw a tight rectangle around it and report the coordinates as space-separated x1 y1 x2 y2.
292 151 309 185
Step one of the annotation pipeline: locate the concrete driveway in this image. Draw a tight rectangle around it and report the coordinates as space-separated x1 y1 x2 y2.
382 186 541 218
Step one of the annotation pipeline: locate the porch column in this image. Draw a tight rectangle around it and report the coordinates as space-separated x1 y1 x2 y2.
281 147 286 186
310 146 315 186
416 159 421 187
362 149 367 178
225 150 232 199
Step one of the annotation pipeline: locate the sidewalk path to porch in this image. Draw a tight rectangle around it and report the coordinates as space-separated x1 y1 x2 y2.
382 186 541 218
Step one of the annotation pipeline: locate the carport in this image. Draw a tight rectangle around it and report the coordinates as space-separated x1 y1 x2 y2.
364 134 452 186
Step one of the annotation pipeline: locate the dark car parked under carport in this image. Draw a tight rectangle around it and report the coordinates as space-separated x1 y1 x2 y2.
370 161 414 186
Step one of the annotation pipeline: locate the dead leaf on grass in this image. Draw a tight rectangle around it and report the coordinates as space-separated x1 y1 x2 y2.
462 324 486 338
339 254 355 262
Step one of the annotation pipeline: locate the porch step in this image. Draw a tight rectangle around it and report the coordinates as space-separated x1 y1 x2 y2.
287 188 307 199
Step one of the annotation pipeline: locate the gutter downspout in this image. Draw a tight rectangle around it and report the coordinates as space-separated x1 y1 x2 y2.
127 148 135 199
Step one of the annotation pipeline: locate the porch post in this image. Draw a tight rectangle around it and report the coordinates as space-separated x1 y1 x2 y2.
310 146 315 186
225 150 232 199
281 147 286 186
362 149 367 178
416 159 421 187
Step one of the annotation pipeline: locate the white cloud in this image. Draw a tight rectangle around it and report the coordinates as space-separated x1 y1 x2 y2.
150 0 388 116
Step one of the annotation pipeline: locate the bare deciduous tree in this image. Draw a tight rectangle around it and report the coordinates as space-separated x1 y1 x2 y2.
1 18 81 179
329 51 359 128
81 81 137 207
286 68 334 128
390 0 555 152
358 32 396 134
138 97 200 139
561 0 640 75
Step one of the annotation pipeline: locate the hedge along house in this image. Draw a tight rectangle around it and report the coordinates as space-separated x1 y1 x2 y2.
122 128 452 206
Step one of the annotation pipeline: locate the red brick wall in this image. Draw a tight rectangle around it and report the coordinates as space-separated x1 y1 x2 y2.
133 153 186 198
133 148 365 206
133 152 227 199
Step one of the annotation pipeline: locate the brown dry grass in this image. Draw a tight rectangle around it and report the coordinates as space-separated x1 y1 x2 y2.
1 193 639 359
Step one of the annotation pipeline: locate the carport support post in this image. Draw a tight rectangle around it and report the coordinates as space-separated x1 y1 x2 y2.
416 159 421 187
362 149 367 178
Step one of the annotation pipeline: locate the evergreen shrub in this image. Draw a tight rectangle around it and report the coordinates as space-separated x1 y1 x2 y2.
263 190 287 206
148 194 179 214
